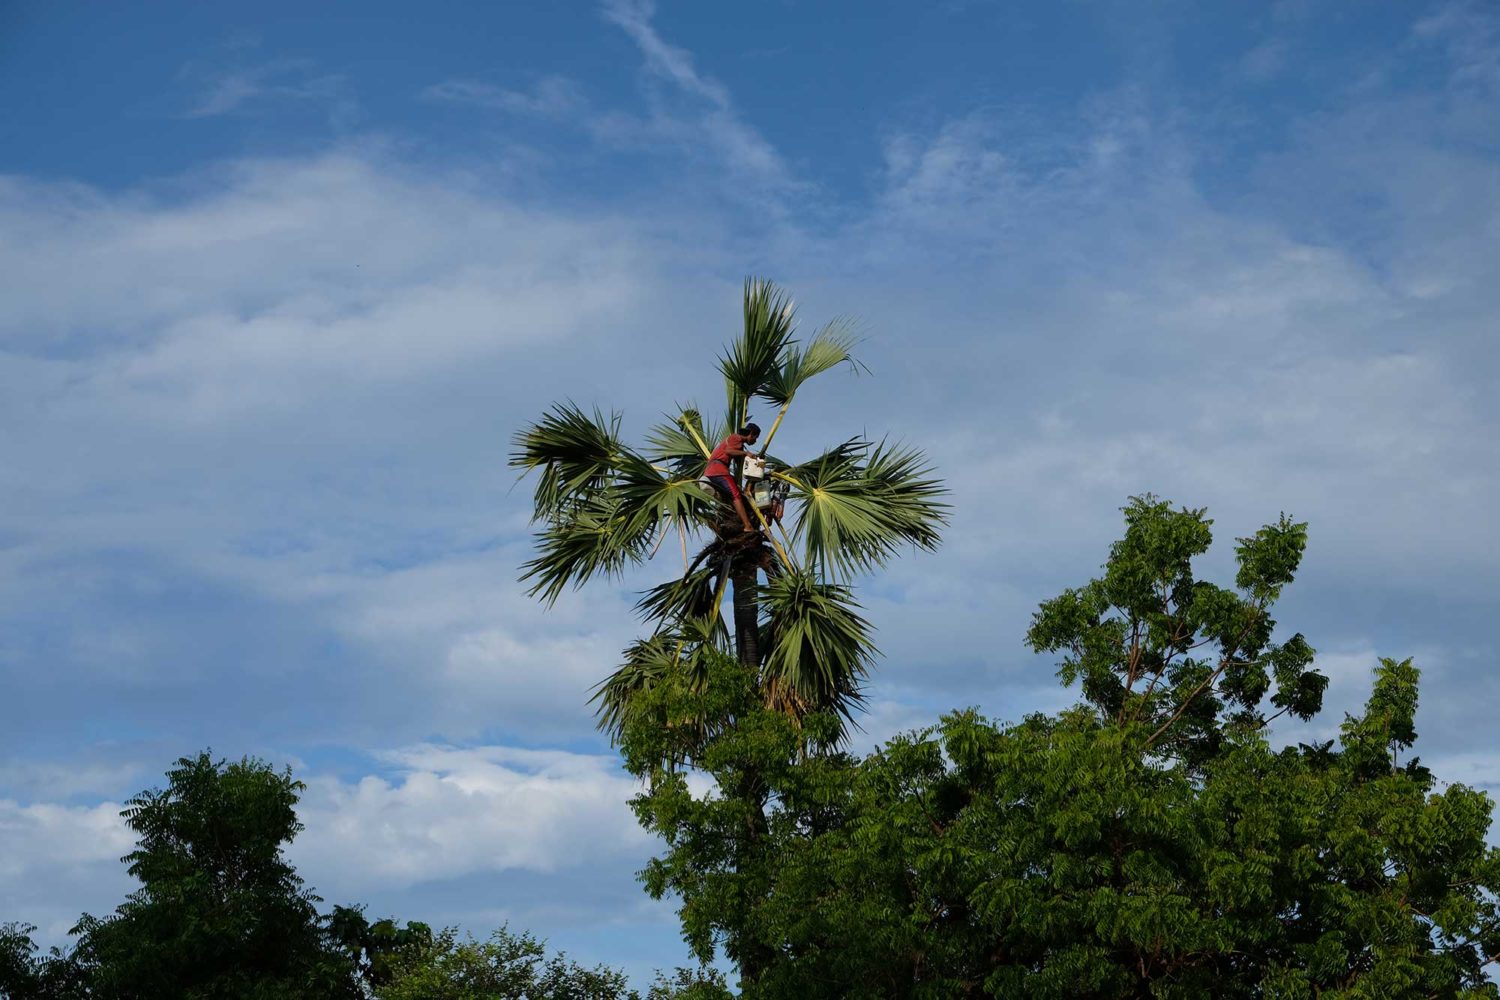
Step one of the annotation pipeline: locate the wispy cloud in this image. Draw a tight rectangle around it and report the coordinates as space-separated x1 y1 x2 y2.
600 0 728 105
1414 0 1500 92
415 2 796 204
422 76 586 117
1238 38 1291 83
179 56 359 127
597 0 795 196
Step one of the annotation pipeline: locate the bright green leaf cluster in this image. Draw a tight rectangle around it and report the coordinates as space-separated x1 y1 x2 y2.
1025 495 1323 761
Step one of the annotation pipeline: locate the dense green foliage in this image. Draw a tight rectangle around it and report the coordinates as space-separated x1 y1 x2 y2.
0 755 715 1000
370 925 728 1000
622 498 1500 997
1 752 367 999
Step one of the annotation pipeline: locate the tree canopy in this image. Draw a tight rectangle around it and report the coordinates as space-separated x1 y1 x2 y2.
621 497 1500 998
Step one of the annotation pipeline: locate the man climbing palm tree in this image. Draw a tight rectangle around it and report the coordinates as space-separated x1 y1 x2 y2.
702 421 760 534
512 278 947 745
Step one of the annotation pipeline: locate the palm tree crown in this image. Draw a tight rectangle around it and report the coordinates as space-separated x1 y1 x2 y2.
512 279 947 750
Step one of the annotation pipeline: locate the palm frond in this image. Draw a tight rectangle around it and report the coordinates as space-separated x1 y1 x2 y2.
783 438 868 480
519 491 656 604
761 571 875 732
636 562 727 635
510 403 624 518
760 318 865 407
646 407 719 484
787 439 949 577
592 635 682 742
721 279 795 427
592 622 732 744
613 450 717 537
863 441 949 550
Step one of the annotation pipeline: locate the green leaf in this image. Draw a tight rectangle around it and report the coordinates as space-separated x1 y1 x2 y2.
509 403 624 519
761 571 876 732
760 318 865 407
721 278 796 427
787 439 948 577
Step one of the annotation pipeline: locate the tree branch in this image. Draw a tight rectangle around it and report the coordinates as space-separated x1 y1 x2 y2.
1116 619 1143 724
1142 603 1265 749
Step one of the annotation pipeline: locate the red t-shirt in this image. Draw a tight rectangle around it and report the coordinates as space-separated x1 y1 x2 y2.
704 434 746 478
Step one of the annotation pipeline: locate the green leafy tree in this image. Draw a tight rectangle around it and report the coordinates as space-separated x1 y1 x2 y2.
1 923 84 1000
1025 495 1325 763
372 924 729 1000
623 498 1500 997
35 752 369 999
326 906 436 993
512 278 948 748
373 925 629 1000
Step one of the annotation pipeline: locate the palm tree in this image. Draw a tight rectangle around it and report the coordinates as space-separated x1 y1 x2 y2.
511 279 947 750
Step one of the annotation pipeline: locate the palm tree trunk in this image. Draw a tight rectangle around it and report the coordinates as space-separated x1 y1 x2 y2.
730 554 760 667
728 546 773 984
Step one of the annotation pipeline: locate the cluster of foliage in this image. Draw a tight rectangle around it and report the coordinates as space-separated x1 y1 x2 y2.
1 752 368 999
0 753 724 1000
618 498 1500 998
370 926 728 1000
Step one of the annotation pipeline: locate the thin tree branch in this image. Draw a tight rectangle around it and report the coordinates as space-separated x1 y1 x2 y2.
1254 705 1291 731
1127 669 1165 727
1143 660 1231 749
1117 619 1143 724
1142 604 1265 749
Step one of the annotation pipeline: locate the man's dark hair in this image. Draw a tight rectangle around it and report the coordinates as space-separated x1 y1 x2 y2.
741 422 761 437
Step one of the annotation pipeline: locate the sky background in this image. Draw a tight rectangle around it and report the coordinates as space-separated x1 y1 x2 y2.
3 0 1499 984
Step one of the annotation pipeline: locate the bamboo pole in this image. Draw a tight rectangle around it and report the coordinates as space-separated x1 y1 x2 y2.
770 469 810 492
758 398 792 456
748 495 794 571
681 417 712 458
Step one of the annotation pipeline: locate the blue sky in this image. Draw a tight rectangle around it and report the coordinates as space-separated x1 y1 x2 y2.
3 0 1499 984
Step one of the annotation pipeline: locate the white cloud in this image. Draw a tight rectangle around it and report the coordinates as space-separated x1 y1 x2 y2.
0 747 651 945
0 800 132 880
312 548 644 739
0 799 134 941
0 759 147 801
292 744 649 892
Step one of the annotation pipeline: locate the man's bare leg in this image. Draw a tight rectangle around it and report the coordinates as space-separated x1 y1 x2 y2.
733 497 755 533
